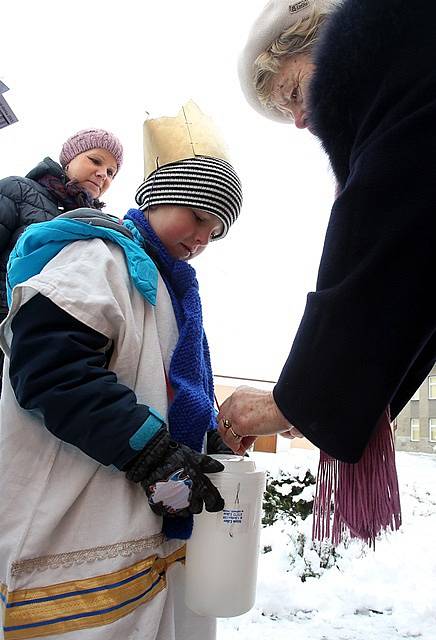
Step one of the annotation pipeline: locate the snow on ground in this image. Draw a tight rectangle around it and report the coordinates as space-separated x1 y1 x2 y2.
218 449 436 640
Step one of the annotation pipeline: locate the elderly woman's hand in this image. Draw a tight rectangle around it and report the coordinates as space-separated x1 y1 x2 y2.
217 386 295 455
280 426 304 440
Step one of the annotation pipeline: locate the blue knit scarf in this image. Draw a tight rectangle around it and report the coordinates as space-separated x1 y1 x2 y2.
125 209 216 540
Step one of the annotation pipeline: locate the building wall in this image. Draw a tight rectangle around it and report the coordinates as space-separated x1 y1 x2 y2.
395 364 436 454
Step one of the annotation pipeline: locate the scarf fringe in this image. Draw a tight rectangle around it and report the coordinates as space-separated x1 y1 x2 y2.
312 410 402 547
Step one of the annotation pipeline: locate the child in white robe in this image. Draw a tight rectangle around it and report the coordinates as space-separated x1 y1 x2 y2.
0 104 242 640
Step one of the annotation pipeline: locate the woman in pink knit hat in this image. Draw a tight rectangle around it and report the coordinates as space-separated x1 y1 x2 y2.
58 128 123 200
0 127 124 384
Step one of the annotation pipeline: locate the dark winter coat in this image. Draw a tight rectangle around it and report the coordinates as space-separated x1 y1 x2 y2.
0 157 100 312
274 0 436 463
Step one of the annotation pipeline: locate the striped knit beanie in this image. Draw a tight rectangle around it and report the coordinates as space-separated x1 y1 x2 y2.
135 156 243 240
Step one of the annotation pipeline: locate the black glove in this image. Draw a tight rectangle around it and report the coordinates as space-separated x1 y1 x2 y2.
126 427 225 517
207 428 250 457
206 428 234 455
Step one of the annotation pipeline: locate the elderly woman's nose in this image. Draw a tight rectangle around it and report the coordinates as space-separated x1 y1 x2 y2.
293 107 308 129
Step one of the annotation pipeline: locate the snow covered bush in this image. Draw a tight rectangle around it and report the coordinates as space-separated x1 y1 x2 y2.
285 526 341 581
261 466 342 581
262 468 316 526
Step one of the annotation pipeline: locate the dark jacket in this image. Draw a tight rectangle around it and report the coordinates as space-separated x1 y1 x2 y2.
9 292 153 470
0 157 99 312
274 0 436 463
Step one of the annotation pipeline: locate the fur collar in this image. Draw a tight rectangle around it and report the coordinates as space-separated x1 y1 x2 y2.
308 0 436 186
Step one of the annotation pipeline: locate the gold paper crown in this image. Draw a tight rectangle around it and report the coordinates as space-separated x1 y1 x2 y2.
142 100 230 180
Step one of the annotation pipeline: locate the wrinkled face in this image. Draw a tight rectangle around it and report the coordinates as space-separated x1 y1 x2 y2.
65 148 117 198
147 205 224 261
270 52 315 129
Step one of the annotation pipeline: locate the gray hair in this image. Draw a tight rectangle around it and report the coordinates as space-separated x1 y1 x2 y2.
254 8 330 110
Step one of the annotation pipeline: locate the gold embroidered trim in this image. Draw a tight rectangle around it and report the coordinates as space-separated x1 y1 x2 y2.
11 533 166 576
4 546 186 640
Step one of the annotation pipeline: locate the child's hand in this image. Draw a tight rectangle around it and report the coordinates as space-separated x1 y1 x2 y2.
125 428 224 517
206 428 234 455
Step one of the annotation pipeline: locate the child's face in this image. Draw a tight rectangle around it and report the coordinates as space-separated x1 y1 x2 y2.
147 205 224 261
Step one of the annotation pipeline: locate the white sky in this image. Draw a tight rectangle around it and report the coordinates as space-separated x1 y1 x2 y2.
0 0 335 381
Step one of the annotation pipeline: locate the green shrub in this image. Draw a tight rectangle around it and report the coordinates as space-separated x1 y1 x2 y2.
262 469 316 527
288 531 339 581
261 468 356 582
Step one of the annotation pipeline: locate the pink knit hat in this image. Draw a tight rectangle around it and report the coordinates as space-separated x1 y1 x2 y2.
59 128 124 170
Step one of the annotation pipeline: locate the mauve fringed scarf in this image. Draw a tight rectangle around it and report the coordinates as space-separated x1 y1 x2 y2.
312 409 402 546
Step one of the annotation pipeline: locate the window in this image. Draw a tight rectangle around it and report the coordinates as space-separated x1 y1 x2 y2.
429 419 436 443
429 376 436 400
410 418 420 442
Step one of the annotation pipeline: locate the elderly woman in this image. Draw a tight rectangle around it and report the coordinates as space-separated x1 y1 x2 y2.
219 0 435 504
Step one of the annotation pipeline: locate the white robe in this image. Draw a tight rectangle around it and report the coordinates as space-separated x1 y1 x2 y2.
0 239 215 640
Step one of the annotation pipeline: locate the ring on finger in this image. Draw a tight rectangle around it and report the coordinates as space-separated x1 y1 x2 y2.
229 427 242 440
